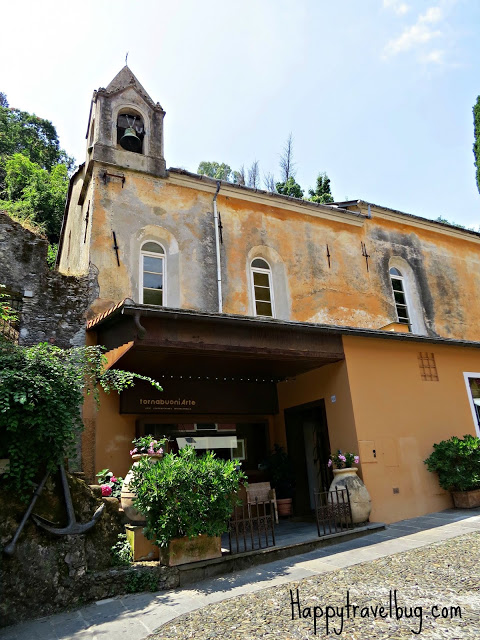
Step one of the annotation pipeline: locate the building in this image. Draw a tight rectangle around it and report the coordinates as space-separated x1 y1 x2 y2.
58 66 480 524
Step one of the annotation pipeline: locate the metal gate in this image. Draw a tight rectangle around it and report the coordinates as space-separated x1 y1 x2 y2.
314 487 353 537
228 498 276 554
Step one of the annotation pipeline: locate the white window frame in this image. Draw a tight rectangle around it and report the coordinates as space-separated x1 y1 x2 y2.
463 372 480 437
390 268 411 330
250 259 275 318
140 241 166 306
230 438 246 461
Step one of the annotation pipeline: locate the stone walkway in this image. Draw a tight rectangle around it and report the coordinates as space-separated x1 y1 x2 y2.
1 509 479 639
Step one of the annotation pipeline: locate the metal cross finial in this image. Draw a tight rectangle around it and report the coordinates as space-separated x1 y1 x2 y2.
125 52 129 66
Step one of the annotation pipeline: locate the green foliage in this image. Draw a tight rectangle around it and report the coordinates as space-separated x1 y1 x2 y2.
474 96 480 195
111 533 133 566
47 244 58 270
96 468 123 498
261 444 295 499
197 161 232 182
0 101 73 172
435 216 466 229
2 154 69 243
275 177 304 199
125 571 159 593
0 285 17 325
308 172 334 204
424 434 480 492
130 447 246 546
0 342 162 498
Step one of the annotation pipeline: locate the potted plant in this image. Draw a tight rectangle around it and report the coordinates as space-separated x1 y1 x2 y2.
121 435 168 522
424 434 480 508
262 444 295 516
130 446 246 565
96 468 123 498
328 449 371 524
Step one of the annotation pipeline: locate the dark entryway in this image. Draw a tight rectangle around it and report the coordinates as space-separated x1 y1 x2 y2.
285 400 332 517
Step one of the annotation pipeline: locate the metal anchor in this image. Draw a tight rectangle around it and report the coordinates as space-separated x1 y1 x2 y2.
32 463 105 535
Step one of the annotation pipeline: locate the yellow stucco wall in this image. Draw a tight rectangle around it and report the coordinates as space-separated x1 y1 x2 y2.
342 335 480 523
62 168 480 340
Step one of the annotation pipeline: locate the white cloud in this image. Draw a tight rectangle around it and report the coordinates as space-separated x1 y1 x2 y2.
383 5 445 60
383 0 410 15
419 49 445 64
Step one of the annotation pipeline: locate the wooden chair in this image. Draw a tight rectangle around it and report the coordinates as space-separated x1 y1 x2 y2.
246 482 278 524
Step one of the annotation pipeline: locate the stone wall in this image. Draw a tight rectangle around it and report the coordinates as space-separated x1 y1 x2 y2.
0 473 179 627
0 212 95 348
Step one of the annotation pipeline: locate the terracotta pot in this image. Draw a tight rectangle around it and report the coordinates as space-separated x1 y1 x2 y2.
329 467 371 524
451 489 480 509
121 453 163 523
277 497 293 517
159 534 222 566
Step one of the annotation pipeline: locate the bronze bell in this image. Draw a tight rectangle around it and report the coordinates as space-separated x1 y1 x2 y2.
120 127 142 153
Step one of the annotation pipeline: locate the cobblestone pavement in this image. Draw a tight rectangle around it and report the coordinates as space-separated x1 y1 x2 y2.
152 531 480 639
1 510 480 640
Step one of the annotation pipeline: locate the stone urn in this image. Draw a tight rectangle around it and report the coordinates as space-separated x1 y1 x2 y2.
329 467 371 524
121 453 163 523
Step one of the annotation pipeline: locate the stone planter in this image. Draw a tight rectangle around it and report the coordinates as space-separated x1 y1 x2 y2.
121 453 163 523
159 535 222 566
329 467 371 524
451 489 480 509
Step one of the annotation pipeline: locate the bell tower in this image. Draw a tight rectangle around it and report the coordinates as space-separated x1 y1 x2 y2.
85 66 166 177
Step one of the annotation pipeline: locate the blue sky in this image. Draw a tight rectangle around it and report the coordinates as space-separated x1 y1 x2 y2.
2 0 479 226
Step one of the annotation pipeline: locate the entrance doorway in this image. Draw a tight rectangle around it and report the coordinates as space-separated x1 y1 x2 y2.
285 400 332 516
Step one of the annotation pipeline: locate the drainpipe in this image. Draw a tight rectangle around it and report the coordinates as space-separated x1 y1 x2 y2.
213 181 222 313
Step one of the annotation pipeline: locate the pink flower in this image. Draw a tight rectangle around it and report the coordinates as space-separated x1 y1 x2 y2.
101 484 112 497
110 476 117 483
328 459 332 467
130 448 137 456
147 448 155 455
354 456 359 464
339 455 346 462
158 447 163 454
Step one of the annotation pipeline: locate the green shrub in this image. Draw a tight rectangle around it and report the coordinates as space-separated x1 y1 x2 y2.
130 447 246 547
111 533 132 566
424 434 480 492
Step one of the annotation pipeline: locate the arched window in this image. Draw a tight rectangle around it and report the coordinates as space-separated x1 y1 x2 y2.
141 242 165 306
251 258 274 318
389 267 411 329
117 111 145 154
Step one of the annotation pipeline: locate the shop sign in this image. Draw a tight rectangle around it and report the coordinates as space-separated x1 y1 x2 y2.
120 379 278 415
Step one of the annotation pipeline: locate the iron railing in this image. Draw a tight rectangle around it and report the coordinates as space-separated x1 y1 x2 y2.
314 487 353 537
228 498 276 554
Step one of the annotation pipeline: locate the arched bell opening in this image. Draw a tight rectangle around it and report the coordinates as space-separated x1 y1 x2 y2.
116 111 145 154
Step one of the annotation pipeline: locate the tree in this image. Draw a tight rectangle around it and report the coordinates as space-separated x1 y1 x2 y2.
197 161 232 182
263 172 276 192
279 133 296 183
473 96 480 194
308 172 334 204
233 165 246 185
0 92 8 108
0 100 73 172
2 154 69 242
247 160 260 188
276 176 304 199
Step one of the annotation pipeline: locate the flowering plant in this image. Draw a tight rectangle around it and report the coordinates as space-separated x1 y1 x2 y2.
96 468 123 499
328 450 359 469
130 435 168 457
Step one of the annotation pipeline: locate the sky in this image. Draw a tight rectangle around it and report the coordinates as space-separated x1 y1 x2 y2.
1 0 480 227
